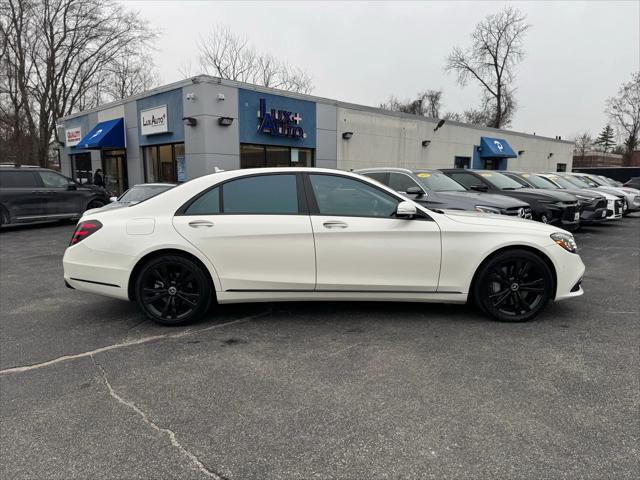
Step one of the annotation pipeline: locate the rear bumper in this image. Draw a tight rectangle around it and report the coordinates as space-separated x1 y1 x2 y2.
63 243 132 300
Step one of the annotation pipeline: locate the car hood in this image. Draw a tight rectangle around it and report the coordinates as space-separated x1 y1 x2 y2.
441 209 567 233
435 190 528 208
499 188 577 202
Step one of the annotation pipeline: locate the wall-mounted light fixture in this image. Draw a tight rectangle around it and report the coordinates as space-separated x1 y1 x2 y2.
217 93 225 101
518 150 525 156
548 152 554 159
422 140 431 147
183 117 197 127
218 117 234 126
342 132 354 140
185 92 196 101
433 119 446 132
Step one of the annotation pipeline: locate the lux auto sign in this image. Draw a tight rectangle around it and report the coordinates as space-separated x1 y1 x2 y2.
257 98 306 139
140 105 168 135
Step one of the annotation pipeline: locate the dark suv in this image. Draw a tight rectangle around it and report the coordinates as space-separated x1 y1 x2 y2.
356 168 532 218
440 169 580 230
0 166 110 227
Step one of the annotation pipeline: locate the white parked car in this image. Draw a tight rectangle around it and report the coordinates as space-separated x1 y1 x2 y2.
63 168 585 325
570 172 640 214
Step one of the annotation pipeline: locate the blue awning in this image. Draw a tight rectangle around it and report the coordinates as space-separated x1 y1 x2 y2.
478 136 516 158
74 118 125 149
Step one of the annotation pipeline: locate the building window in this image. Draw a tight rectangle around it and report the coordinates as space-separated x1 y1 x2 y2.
240 144 314 169
454 156 470 168
70 153 92 184
143 143 184 183
556 163 567 172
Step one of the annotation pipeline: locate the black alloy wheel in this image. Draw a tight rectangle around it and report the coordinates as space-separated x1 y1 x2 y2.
474 249 553 322
135 255 212 325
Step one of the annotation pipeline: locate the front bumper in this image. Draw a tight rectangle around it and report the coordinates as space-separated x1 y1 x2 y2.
543 243 586 301
580 207 608 224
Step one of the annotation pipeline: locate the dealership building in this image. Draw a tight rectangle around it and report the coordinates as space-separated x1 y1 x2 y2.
58 75 574 194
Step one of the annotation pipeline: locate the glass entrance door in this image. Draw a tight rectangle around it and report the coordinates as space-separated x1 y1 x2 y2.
102 149 128 195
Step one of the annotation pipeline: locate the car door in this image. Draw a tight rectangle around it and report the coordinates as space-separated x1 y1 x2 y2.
173 173 316 291
37 170 81 215
305 173 441 292
0 170 45 220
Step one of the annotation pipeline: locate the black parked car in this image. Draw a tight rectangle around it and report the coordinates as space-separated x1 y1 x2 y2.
500 171 609 225
0 166 110 227
440 169 580 230
356 168 532 218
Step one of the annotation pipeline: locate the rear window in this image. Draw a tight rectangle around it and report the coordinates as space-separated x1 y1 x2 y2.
0 171 39 188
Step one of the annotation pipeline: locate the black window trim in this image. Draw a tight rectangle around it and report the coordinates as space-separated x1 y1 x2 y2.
176 171 308 216
302 172 433 221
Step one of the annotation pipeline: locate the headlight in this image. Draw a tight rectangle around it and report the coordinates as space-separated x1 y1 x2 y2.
550 232 577 254
475 205 501 214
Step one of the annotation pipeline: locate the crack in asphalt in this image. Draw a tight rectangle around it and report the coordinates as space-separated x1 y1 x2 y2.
0 312 270 375
91 355 227 480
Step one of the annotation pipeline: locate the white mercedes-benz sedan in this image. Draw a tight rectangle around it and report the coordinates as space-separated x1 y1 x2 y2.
63 168 585 325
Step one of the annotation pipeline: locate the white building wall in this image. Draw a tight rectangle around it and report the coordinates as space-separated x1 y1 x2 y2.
336 107 573 172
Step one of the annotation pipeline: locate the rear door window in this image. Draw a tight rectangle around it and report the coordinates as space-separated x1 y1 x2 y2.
0 171 39 188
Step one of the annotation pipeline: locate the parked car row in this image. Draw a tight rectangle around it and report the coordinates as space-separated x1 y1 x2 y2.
356 168 640 230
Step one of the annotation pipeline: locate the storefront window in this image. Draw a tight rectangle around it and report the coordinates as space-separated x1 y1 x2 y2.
240 144 314 169
70 153 92 184
144 143 184 183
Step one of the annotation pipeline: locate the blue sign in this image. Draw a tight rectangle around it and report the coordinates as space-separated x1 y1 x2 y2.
74 118 125 150
238 89 316 149
478 136 517 158
258 98 305 139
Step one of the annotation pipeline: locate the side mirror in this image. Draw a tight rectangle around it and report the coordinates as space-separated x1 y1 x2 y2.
469 184 488 192
66 184 77 191
396 201 417 218
405 186 425 197
109 196 118 203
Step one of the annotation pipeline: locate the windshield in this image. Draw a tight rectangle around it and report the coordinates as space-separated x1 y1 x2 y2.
118 185 173 203
515 173 558 189
480 172 526 190
415 172 466 192
573 175 599 187
600 176 622 187
560 175 592 188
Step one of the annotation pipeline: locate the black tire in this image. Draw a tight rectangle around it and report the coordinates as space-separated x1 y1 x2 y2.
86 199 105 211
473 249 554 322
135 255 213 326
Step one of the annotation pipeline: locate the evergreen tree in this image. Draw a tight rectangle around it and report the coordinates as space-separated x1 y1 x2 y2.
594 125 616 152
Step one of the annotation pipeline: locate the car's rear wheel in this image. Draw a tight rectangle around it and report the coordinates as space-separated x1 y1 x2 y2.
135 255 212 326
473 249 554 322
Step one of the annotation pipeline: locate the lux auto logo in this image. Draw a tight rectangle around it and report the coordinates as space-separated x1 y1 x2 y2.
493 140 504 152
257 98 306 139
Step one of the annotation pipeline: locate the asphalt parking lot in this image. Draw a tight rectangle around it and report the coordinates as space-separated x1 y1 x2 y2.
1 216 638 480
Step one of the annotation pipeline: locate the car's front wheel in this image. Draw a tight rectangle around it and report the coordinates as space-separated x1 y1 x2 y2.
135 255 213 326
473 249 554 322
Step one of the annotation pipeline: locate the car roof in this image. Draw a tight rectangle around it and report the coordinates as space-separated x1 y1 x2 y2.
356 167 442 175
131 183 177 187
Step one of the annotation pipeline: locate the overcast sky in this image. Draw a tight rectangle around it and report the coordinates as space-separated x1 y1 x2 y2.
124 0 639 140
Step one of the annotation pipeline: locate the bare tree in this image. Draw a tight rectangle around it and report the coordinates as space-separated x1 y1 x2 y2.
421 89 442 118
100 52 160 102
606 72 640 163
196 24 314 94
380 89 442 117
573 132 592 157
445 6 530 129
1 0 157 166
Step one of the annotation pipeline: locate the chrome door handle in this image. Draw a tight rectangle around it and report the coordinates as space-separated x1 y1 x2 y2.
188 220 214 228
323 220 348 229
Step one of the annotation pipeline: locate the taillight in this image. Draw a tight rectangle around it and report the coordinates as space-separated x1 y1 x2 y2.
69 220 102 246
